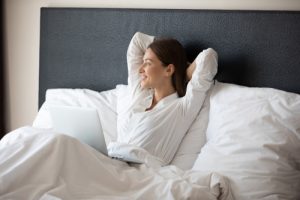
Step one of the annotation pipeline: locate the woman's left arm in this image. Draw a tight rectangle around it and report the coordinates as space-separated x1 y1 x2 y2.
181 48 218 117
186 60 196 81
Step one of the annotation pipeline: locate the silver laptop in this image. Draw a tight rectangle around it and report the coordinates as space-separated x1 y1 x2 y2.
49 105 108 156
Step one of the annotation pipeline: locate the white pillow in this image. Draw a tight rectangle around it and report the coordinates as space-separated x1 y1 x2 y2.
33 86 122 144
192 82 300 200
170 87 212 170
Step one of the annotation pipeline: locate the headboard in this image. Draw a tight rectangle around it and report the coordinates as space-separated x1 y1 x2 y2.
39 8 300 107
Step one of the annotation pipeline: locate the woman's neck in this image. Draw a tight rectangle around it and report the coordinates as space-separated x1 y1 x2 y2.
146 85 175 111
153 87 176 103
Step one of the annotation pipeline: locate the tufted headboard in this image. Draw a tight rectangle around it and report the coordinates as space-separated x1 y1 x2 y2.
39 8 300 107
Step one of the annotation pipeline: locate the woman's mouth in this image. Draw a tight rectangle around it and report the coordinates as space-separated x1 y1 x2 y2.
141 75 147 80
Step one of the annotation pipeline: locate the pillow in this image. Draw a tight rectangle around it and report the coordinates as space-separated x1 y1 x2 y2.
33 86 124 144
192 82 300 200
170 86 212 170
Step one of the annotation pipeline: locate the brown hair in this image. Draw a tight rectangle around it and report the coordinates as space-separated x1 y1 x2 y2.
148 38 188 97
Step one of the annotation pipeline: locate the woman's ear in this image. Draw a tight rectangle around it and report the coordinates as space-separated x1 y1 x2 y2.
165 64 175 77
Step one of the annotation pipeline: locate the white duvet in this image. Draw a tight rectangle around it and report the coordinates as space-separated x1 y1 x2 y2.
0 127 233 200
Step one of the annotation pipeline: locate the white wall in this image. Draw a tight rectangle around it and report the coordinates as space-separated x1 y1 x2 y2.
4 0 300 132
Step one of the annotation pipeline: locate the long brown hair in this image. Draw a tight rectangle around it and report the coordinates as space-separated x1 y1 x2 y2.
148 38 188 97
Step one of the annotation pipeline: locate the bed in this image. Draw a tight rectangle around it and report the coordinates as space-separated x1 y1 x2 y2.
0 8 300 200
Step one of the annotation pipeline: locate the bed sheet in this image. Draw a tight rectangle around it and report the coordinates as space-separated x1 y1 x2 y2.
0 126 233 200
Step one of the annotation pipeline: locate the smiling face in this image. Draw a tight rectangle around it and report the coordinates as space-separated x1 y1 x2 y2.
139 48 171 89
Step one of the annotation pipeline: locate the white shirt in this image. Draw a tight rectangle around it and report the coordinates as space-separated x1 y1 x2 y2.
108 32 218 167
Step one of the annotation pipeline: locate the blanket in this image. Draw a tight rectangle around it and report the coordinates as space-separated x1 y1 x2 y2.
0 127 233 200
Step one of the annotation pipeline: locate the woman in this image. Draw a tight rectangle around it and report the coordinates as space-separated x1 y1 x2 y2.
108 32 218 167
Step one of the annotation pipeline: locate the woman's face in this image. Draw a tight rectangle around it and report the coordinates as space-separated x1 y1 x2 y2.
139 48 169 89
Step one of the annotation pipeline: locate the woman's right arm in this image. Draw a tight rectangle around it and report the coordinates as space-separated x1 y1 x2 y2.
127 32 155 87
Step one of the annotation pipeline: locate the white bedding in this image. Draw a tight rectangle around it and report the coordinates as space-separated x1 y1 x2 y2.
0 126 233 200
5 82 299 199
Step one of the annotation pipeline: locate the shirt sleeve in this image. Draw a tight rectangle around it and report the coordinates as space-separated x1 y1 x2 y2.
180 48 218 118
127 32 155 87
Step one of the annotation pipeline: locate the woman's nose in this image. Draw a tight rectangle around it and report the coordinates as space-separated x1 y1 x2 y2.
139 64 145 73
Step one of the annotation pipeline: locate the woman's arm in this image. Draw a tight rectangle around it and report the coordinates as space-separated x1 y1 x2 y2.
181 48 218 118
186 48 217 82
186 60 196 81
127 32 154 87
186 48 218 81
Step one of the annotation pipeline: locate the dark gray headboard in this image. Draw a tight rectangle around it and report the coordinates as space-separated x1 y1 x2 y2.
39 8 300 107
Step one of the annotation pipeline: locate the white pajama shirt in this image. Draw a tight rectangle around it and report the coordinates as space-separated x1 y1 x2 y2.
108 32 218 167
